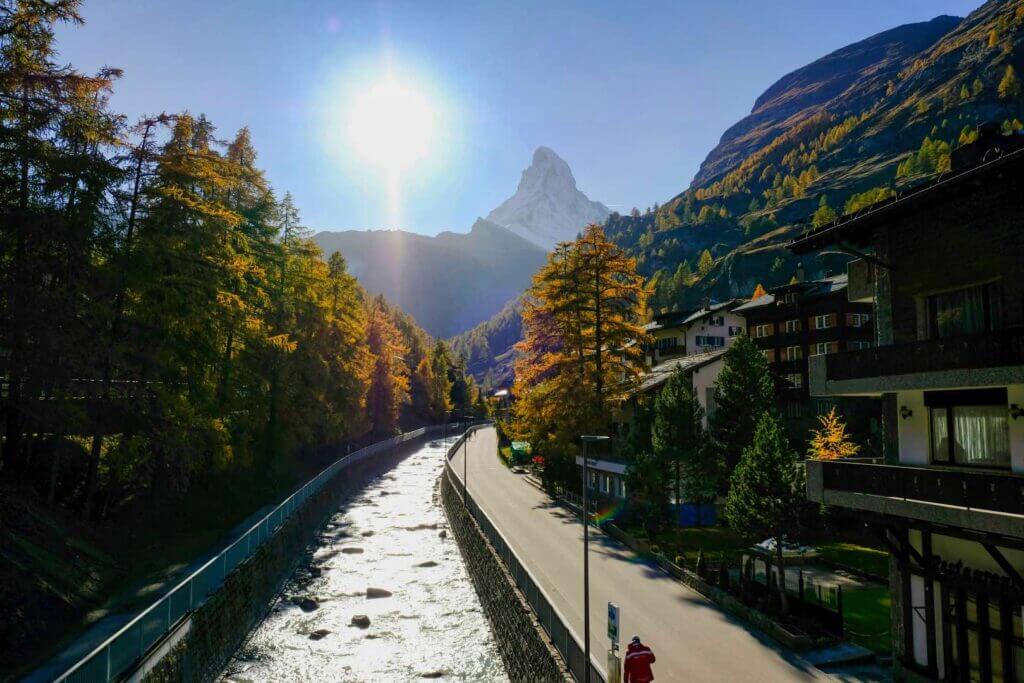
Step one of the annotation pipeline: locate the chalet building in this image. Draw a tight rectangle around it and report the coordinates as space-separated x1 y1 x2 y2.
643 299 746 365
584 303 743 519
733 274 880 442
792 131 1024 682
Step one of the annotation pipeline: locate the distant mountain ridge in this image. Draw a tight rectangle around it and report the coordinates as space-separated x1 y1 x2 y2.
692 15 962 188
313 218 546 339
486 146 610 249
314 146 608 338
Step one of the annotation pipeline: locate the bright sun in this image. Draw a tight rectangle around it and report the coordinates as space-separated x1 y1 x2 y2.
347 78 436 172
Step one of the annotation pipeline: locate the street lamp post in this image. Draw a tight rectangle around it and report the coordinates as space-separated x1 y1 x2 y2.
461 414 469 507
580 434 609 683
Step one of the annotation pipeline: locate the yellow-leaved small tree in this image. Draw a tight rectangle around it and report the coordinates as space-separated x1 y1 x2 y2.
808 407 860 460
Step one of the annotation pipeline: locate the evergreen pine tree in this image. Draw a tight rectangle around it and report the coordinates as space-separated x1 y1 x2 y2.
725 412 805 614
709 334 776 478
652 368 717 515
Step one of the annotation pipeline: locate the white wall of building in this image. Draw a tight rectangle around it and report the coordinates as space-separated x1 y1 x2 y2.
684 310 745 354
896 390 929 465
692 357 726 428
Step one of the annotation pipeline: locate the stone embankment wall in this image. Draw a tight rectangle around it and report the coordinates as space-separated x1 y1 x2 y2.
142 440 427 682
439 468 571 682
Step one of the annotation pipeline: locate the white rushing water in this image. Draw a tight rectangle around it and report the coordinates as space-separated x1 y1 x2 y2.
222 440 508 682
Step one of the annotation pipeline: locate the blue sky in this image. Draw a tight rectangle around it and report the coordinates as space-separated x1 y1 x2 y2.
57 0 979 235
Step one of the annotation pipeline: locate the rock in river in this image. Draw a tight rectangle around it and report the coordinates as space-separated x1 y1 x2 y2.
366 587 393 599
299 597 318 612
415 561 438 568
308 629 330 641
350 614 371 628
341 547 364 554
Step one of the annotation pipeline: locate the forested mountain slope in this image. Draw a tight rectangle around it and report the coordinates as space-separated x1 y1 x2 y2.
314 218 546 338
607 0 1024 312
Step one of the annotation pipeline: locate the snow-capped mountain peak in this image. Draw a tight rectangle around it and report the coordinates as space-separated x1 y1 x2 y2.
485 147 609 251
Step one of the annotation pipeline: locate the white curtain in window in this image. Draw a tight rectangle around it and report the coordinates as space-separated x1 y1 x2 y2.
930 407 949 462
953 405 1010 466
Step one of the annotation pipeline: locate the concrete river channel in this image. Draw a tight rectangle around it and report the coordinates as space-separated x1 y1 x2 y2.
221 438 508 682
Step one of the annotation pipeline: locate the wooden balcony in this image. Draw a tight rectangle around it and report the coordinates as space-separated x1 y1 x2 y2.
808 328 1024 396
806 459 1024 537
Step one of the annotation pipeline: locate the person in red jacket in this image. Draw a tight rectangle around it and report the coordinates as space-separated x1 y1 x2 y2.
624 635 656 683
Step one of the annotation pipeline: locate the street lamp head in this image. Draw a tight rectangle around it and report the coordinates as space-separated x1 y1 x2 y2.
580 435 610 443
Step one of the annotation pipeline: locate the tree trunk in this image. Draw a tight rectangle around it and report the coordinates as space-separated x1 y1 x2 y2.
775 533 789 615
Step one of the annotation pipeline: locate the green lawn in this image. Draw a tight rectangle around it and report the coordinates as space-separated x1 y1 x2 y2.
625 525 893 654
816 541 890 578
842 585 892 654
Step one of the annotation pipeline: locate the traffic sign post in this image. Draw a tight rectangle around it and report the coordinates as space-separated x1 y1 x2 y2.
606 602 622 683
607 602 620 645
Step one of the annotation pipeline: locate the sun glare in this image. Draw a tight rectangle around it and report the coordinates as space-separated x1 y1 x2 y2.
347 78 436 173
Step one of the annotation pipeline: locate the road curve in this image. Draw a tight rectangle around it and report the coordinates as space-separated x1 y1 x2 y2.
449 426 830 682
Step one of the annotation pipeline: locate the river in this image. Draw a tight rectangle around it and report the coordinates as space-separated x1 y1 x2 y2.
221 438 508 682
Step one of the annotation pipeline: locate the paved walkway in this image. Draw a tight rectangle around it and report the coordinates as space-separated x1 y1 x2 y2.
450 427 831 682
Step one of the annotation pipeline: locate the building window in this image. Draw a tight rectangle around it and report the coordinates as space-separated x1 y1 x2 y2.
727 325 743 337
761 348 776 362
926 282 1002 339
812 341 838 356
846 312 871 327
848 340 872 351
782 345 802 361
780 292 798 304
813 313 837 330
927 389 1010 468
709 315 725 326
656 337 680 352
784 373 803 389
753 324 771 339
784 319 801 333
694 335 725 348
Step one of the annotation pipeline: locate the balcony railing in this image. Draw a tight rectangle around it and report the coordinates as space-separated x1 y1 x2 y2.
824 327 1024 382
815 459 1024 516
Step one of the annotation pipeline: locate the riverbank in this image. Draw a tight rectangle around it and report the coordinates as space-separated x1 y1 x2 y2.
221 439 506 681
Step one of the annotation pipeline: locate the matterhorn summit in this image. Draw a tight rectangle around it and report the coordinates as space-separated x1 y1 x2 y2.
485 146 609 251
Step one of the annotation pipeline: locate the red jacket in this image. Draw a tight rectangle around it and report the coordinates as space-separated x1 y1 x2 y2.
624 642 656 683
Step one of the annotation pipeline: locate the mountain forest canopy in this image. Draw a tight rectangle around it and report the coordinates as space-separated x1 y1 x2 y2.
0 3 493 667
0 4 488 663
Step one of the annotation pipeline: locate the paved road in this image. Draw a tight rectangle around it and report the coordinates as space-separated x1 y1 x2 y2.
450 427 830 682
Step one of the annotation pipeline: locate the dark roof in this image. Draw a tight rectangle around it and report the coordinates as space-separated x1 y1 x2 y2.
789 135 1024 254
644 308 697 332
634 349 728 395
680 299 746 326
734 274 848 312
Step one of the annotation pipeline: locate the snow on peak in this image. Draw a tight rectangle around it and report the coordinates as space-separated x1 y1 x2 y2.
486 147 609 251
